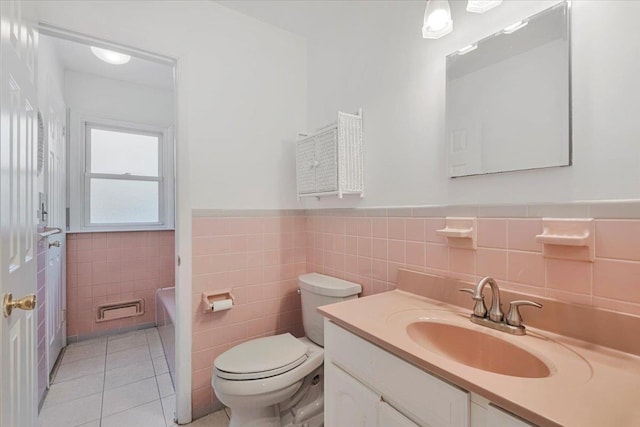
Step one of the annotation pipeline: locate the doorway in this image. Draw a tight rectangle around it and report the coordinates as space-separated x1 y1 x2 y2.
36 26 179 425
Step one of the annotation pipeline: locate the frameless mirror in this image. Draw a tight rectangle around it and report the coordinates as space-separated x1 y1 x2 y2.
446 2 571 178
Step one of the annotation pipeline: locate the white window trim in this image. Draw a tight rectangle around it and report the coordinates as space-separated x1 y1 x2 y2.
68 112 175 232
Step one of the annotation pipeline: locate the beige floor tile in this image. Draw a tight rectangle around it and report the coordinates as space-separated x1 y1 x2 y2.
55 355 105 383
38 393 102 427
152 355 169 375
102 377 160 417
44 373 104 408
101 400 167 427
106 344 150 371
104 359 155 390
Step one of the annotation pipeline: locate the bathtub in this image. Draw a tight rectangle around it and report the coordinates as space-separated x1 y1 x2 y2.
156 287 176 387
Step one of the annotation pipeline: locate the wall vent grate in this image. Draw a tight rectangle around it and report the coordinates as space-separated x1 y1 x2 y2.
96 299 145 322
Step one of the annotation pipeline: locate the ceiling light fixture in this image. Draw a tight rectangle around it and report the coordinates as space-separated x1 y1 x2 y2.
466 0 503 14
422 0 453 39
90 46 131 65
457 44 478 55
503 20 528 34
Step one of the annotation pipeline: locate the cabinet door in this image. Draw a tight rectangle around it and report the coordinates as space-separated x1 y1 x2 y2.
296 137 316 194
486 405 534 427
325 362 378 427
314 128 338 193
379 401 420 427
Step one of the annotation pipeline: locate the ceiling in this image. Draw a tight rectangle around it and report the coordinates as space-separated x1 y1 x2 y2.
44 34 174 90
216 0 427 39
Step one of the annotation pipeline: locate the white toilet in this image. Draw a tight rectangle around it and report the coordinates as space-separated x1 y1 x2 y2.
212 273 361 427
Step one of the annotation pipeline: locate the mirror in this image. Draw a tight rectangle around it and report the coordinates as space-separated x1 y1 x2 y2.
446 2 570 178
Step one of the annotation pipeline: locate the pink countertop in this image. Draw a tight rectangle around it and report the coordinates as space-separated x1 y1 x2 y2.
319 289 640 427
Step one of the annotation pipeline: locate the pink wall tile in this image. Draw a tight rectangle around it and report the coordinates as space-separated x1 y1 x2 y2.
508 251 544 287
192 215 306 417
595 220 640 262
593 259 640 304
388 218 405 240
476 248 507 281
477 219 507 249
66 230 175 340
426 244 448 271
425 218 446 244
405 242 426 268
449 248 475 276
546 259 592 295
508 219 542 252
405 219 425 242
371 218 388 238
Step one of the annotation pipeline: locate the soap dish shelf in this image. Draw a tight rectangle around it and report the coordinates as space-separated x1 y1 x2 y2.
436 217 477 249
535 218 594 262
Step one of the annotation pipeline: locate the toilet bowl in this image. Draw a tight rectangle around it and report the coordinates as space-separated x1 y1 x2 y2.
212 273 361 427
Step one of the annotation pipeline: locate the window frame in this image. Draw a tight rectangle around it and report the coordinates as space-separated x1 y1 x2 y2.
69 113 174 232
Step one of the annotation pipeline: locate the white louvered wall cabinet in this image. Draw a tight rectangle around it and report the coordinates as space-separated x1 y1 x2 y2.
296 109 363 199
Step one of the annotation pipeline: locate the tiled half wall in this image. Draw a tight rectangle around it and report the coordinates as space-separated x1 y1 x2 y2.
191 214 307 418
306 213 640 317
66 231 175 340
193 203 640 419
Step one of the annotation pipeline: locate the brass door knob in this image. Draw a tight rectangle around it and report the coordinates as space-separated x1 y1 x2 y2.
3 293 37 318
49 240 61 248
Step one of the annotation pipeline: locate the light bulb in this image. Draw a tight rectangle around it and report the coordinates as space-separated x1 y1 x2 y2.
90 46 131 65
422 0 453 39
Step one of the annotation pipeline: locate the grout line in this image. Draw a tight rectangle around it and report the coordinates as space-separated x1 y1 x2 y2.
100 334 109 427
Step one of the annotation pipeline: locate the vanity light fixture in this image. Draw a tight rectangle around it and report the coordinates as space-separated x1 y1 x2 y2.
503 20 528 34
457 43 478 55
90 46 131 65
466 0 502 14
422 0 453 39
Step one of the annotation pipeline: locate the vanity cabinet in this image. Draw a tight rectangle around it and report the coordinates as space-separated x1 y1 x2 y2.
324 320 470 427
324 320 535 427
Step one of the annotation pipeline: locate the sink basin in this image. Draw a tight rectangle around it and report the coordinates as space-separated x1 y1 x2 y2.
406 321 551 378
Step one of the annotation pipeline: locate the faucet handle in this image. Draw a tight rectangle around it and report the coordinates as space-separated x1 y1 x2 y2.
506 300 542 327
458 288 487 318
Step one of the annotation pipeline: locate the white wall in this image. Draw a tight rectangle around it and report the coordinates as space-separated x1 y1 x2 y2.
303 0 640 208
32 0 307 210
65 71 174 127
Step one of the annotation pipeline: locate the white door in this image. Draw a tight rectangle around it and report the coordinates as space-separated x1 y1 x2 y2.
44 107 66 381
0 0 39 426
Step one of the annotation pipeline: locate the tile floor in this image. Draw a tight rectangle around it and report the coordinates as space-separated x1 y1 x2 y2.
38 327 230 427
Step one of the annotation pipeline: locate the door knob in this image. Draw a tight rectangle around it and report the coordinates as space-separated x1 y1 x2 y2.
49 240 61 248
3 293 37 318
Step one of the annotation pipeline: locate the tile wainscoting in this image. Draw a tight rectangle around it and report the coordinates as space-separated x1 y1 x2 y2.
191 213 307 418
306 211 640 317
66 231 175 340
193 202 640 419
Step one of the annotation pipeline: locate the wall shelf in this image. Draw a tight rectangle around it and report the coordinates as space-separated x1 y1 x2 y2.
536 218 595 262
436 217 477 249
296 109 363 199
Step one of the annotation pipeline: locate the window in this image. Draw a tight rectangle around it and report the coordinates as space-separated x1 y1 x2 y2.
69 115 174 231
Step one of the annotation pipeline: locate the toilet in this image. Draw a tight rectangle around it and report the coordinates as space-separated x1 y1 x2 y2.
212 273 361 427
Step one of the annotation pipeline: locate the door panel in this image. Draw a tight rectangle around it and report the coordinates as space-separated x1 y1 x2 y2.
1 1 39 425
45 107 66 379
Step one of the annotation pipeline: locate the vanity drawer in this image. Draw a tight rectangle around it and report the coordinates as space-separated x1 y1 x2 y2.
325 320 470 427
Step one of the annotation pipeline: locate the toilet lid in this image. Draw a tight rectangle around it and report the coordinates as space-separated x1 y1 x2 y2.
215 333 309 380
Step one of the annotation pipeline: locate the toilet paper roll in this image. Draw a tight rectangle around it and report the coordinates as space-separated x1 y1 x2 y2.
211 299 233 312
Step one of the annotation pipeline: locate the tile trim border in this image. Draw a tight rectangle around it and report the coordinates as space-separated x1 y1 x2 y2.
191 200 640 219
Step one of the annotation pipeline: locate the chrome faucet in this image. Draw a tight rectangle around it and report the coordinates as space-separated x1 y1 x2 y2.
460 276 542 336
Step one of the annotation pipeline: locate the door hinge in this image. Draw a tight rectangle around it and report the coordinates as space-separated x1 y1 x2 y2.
177 256 181 267
61 309 66 322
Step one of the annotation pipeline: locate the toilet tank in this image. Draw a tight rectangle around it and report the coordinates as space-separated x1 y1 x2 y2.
299 273 361 347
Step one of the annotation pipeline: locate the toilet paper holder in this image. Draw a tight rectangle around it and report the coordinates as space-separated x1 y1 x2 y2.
201 289 236 314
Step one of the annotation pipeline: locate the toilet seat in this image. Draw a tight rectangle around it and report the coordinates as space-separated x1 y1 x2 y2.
215 333 309 381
